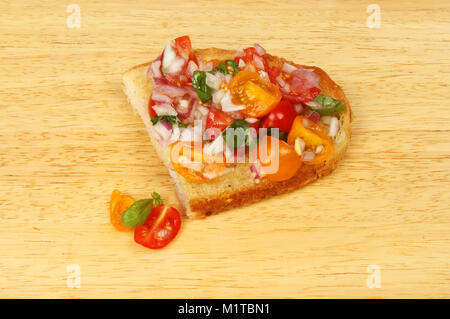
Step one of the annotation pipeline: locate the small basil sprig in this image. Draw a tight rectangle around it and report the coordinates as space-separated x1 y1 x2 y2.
121 192 163 227
226 60 239 74
209 60 239 75
309 94 345 116
192 70 212 103
151 115 187 128
222 120 257 150
210 61 228 75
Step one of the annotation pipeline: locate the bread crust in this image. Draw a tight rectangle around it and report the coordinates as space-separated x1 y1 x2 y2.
123 48 352 218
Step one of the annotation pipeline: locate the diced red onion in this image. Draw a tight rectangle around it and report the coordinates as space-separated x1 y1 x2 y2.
187 60 198 77
238 59 245 68
160 119 173 130
294 103 303 114
155 83 189 97
276 76 286 87
302 151 315 162
178 97 196 119
198 105 209 117
153 121 172 141
151 92 172 104
328 117 339 137
148 60 162 79
203 136 224 154
221 92 246 112
153 104 178 116
305 100 322 109
199 60 213 72
166 57 185 74
152 77 169 86
224 74 232 83
245 117 258 124
254 43 266 56
212 89 226 105
235 45 244 58
259 71 269 79
308 111 321 123
253 55 265 70
281 62 297 74
291 69 320 88
206 72 221 90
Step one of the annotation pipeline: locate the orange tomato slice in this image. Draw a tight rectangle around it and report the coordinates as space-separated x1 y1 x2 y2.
170 142 225 183
287 116 334 165
110 189 135 231
229 71 282 117
257 135 302 182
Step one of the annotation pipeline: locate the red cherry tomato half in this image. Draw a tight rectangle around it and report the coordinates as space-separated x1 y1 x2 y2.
206 108 234 140
134 204 182 249
262 99 297 132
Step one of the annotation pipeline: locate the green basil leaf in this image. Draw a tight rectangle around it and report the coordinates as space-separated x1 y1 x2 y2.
210 61 229 75
311 94 345 116
192 70 212 103
152 192 163 206
222 120 257 150
151 115 187 128
121 198 153 227
226 60 239 74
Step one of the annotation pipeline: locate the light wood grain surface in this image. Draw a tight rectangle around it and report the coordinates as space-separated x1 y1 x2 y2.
0 0 449 298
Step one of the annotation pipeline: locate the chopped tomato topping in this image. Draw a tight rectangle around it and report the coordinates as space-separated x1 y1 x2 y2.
148 95 157 118
205 108 234 140
235 47 269 72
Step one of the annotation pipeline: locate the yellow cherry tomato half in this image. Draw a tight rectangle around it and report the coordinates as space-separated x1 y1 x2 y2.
257 135 302 182
229 71 282 117
110 189 135 231
287 116 334 165
170 141 225 183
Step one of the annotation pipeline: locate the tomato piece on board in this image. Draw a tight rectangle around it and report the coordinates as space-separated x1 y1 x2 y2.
229 71 282 118
262 99 297 133
206 108 234 140
287 115 334 165
110 189 135 232
162 36 198 86
257 135 302 182
134 204 182 249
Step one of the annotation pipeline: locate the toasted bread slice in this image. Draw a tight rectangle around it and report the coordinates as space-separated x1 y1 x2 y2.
122 48 352 218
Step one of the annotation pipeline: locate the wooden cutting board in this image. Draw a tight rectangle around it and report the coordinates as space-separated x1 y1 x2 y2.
0 0 449 298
